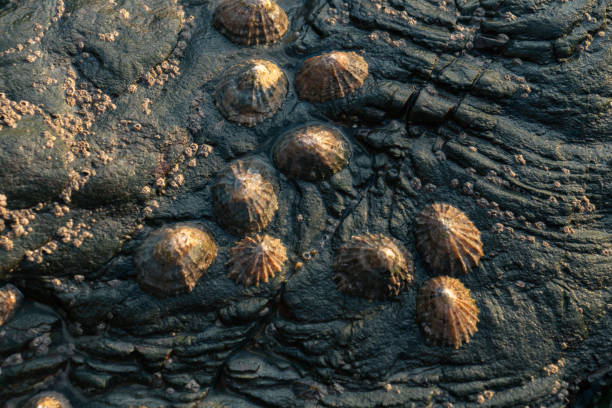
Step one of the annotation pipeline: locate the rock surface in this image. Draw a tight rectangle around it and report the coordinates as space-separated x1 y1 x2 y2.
0 0 610 406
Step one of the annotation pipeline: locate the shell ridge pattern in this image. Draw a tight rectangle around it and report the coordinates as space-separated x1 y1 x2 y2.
134 224 218 297
416 276 479 348
295 51 369 102
214 0 288 46
227 234 287 286
274 125 350 181
333 233 414 300
415 203 483 275
214 59 287 126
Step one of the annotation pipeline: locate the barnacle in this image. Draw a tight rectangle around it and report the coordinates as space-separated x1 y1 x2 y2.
227 234 288 287
134 223 217 297
295 51 369 102
333 233 414 300
416 276 479 349
214 59 288 126
22 392 72 408
213 0 289 46
414 203 483 275
212 158 278 235
0 284 22 326
273 125 351 181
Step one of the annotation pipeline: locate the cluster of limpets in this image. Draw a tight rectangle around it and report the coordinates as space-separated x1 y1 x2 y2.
413 204 483 348
130 0 369 295
331 204 483 349
211 0 369 127
133 0 481 350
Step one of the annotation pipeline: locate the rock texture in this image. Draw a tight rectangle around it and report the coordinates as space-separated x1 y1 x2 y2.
0 0 610 406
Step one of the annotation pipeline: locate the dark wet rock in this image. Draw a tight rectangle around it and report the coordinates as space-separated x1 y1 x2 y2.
0 0 610 405
473 33 509 51
58 0 183 95
0 115 70 208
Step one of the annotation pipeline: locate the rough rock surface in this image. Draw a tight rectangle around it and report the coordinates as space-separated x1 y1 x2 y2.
0 0 610 406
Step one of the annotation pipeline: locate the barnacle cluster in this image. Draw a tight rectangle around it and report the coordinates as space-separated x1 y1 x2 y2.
134 223 218 297
333 233 414 300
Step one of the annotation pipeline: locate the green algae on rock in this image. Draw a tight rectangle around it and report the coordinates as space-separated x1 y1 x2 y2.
213 0 289 46
333 233 414 300
212 158 279 236
274 124 351 181
134 223 217 297
214 59 288 127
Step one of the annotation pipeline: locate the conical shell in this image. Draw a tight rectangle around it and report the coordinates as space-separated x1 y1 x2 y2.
212 158 278 235
414 203 483 275
214 59 288 127
134 223 217 297
213 0 289 46
274 125 351 181
227 234 288 287
416 276 479 349
333 233 414 300
0 284 22 326
295 51 369 102
22 392 72 408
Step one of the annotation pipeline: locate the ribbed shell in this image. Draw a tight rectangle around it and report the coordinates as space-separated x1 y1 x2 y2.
333 233 414 300
134 223 217 297
214 59 288 126
414 203 483 275
416 276 479 349
274 125 351 181
0 284 22 327
295 51 369 102
22 392 72 408
227 234 288 287
212 158 278 235
213 0 289 46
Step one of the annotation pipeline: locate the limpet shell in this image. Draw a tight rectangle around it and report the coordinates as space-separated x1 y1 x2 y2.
416 276 479 349
134 223 217 297
295 51 369 102
414 203 483 275
227 234 288 287
274 125 351 181
212 158 278 235
333 233 414 300
0 284 23 327
213 0 289 46
22 392 72 408
214 59 288 126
